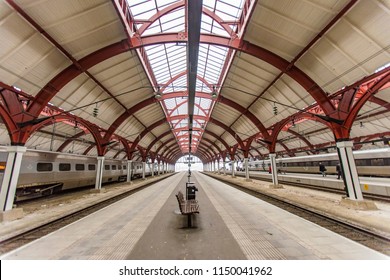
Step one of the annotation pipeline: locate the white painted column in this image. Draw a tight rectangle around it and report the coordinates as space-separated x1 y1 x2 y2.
151 161 155 177
142 161 146 179
244 157 250 181
337 141 363 200
217 159 220 174
213 160 216 172
231 160 236 177
223 160 226 175
158 161 161 175
95 156 105 190
269 153 278 186
0 146 27 211
126 160 132 183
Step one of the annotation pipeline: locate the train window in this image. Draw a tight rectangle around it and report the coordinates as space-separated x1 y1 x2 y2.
105 165 110 170
384 158 390 166
59 163 71 171
118 165 122 170
371 158 384 166
0 162 6 173
123 165 126 170
88 164 96 171
112 165 117 170
37 162 53 172
329 161 338 166
76 164 85 171
355 159 369 166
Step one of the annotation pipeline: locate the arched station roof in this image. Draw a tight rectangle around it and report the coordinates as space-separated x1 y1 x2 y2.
0 0 389 163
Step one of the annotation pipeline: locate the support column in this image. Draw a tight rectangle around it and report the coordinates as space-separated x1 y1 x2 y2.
231 160 236 177
94 156 105 190
126 160 132 183
244 157 250 181
142 161 146 179
213 160 216 172
0 146 26 221
151 161 155 177
337 141 377 209
158 161 161 175
223 160 226 175
269 153 282 188
217 159 220 174
337 141 363 200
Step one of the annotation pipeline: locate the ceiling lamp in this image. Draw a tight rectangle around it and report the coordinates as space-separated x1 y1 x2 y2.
273 102 278 115
92 103 99 117
155 86 162 99
211 85 217 98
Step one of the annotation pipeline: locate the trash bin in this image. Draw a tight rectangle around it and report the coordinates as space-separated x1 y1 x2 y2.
186 182 198 200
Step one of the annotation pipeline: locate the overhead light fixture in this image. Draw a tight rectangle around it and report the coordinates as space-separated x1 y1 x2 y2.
291 119 296 128
92 103 99 117
155 86 162 98
211 85 217 98
360 121 364 128
273 102 278 115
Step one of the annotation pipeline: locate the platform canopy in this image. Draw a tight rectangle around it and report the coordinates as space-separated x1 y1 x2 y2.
0 0 389 163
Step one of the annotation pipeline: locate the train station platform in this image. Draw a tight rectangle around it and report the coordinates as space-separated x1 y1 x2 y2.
1 172 389 260
205 171 390 238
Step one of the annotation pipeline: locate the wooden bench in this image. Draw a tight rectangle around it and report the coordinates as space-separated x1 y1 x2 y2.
175 190 199 227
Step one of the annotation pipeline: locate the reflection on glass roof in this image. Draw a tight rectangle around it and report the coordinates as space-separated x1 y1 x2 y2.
126 0 245 154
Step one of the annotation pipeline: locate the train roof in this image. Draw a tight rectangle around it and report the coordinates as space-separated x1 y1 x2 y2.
0 145 127 161
250 147 390 163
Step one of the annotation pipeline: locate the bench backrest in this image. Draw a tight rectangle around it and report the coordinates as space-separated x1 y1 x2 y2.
176 193 185 214
177 191 185 203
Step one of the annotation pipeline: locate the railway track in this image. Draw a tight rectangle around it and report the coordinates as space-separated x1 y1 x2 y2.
0 176 172 255
206 173 390 256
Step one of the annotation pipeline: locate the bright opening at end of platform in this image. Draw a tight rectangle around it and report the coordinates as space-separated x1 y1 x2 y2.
175 155 203 172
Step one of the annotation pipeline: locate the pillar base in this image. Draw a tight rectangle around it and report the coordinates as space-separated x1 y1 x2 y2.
340 197 378 210
0 208 24 222
90 187 106 193
244 178 252 182
269 184 284 189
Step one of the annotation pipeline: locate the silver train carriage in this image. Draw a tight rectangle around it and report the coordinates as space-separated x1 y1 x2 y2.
0 147 165 201
247 148 390 177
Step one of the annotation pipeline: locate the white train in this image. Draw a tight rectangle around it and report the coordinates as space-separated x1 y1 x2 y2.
247 148 390 177
0 147 171 202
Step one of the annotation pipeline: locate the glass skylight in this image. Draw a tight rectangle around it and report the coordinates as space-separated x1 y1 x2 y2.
126 0 247 153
